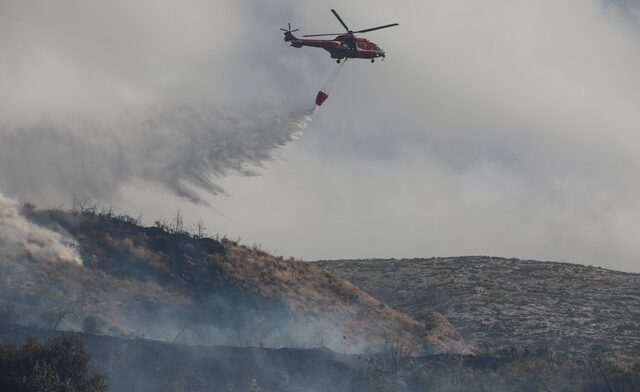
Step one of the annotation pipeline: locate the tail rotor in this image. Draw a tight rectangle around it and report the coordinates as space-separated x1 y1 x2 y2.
280 23 299 33
281 22 300 43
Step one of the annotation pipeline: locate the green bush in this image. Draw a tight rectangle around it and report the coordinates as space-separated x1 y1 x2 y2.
0 335 107 392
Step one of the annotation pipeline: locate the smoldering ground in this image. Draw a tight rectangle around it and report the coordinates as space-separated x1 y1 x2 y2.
0 192 81 265
0 104 315 205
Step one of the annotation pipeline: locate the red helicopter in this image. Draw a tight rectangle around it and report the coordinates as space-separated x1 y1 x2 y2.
282 9 399 63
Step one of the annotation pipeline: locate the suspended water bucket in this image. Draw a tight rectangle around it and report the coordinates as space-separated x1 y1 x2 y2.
315 60 346 107
315 90 329 106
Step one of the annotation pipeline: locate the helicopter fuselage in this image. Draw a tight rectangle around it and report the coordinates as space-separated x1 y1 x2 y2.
284 32 385 61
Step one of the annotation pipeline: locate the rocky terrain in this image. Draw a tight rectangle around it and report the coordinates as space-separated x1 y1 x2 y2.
318 257 640 356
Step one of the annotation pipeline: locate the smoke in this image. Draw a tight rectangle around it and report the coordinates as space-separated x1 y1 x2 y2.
0 192 82 265
0 104 315 205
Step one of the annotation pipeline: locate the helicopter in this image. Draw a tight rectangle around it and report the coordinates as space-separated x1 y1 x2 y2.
282 9 399 63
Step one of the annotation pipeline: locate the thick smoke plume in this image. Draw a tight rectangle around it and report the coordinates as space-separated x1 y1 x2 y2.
0 105 315 205
0 192 82 265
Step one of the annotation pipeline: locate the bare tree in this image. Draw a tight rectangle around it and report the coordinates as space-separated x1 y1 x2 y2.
194 220 207 239
52 300 78 330
72 196 97 215
99 205 114 219
172 210 184 234
381 335 417 374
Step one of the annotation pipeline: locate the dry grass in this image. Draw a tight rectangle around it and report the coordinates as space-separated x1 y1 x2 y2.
218 240 470 354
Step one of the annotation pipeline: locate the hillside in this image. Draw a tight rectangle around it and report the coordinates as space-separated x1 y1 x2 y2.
0 205 469 355
318 257 640 356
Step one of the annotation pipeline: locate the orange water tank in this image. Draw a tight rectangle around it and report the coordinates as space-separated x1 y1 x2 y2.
315 91 329 106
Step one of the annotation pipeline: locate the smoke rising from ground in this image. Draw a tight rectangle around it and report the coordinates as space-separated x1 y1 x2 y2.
0 105 315 205
0 192 82 265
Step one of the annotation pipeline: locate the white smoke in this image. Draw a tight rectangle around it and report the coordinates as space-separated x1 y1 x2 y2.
0 192 82 265
0 105 315 205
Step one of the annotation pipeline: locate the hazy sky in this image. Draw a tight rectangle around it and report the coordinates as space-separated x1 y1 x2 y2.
1 1 640 272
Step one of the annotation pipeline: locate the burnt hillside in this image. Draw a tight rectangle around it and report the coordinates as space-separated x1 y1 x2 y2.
318 257 640 356
0 323 367 392
2 323 638 392
0 206 469 354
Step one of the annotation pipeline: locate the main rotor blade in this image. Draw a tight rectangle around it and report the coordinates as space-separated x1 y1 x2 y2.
303 33 343 37
331 9 350 32
353 23 399 34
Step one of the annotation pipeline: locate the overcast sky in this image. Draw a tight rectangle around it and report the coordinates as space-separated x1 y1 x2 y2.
1 1 640 272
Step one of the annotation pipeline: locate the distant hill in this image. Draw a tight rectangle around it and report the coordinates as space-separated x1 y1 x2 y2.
318 257 640 356
0 206 469 355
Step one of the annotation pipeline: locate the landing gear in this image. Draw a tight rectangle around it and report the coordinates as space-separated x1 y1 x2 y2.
371 59 375 63
336 59 341 64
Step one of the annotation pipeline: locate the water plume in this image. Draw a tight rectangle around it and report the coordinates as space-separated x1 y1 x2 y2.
0 104 316 205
